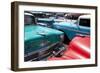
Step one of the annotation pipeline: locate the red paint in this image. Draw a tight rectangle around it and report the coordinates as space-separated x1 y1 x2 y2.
48 36 90 60
68 36 90 58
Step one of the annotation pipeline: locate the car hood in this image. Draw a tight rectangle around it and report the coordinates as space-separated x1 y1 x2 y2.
25 25 63 41
24 25 63 55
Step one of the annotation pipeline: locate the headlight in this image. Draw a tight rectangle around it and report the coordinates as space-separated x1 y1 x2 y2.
40 41 49 47
60 35 64 41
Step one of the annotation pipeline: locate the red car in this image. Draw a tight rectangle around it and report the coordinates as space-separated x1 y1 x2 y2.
48 35 90 60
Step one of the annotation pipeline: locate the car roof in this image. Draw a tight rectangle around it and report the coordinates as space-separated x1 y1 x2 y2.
79 15 91 19
24 12 34 16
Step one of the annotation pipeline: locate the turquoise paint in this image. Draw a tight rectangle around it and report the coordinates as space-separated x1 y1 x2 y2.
53 21 90 40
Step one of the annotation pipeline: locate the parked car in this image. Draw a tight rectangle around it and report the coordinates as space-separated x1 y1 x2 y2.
48 35 90 60
53 15 90 44
24 12 64 61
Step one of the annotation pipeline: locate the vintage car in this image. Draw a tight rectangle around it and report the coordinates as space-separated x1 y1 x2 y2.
48 35 90 60
53 15 90 43
24 12 64 61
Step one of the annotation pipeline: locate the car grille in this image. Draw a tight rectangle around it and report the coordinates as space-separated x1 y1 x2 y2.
24 43 59 61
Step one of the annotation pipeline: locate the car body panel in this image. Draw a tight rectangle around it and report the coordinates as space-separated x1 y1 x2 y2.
53 22 78 39
53 21 90 40
68 36 90 58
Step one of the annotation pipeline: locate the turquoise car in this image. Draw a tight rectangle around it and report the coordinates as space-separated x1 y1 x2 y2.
24 12 64 61
53 15 90 43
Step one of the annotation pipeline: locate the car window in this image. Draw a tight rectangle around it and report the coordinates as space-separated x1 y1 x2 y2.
79 18 90 27
24 15 36 25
